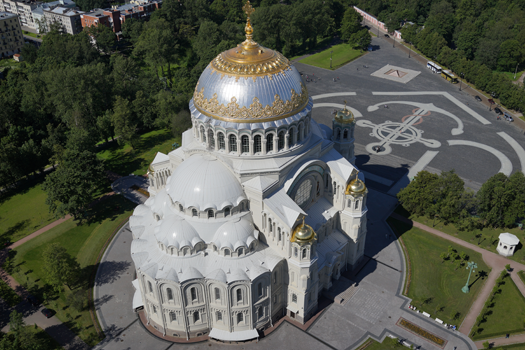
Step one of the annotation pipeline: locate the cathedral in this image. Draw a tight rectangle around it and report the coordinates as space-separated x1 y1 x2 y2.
129 2 368 342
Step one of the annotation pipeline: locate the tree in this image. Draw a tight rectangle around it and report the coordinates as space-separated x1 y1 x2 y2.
440 252 448 263
21 43 38 64
350 28 372 51
112 96 137 149
86 23 116 55
42 243 80 291
483 341 490 349
42 149 106 220
340 8 362 41
397 171 440 217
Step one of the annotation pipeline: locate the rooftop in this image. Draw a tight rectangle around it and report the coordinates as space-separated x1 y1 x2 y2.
0 12 18 19
45 6 83 16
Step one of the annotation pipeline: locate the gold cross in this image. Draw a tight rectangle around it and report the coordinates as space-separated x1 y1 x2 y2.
243 1 255 19
344 100 347 109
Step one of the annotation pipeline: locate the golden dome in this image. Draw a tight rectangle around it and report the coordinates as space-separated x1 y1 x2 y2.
334 102 355 124
345 177 367 195
291 217 316 244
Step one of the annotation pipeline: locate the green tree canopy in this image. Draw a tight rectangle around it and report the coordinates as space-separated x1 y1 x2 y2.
42 243 80 290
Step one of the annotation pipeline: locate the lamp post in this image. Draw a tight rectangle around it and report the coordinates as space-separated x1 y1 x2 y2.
459 72 464 91
393 32 396 48
490 92 495 111
330 50 333 69
408 42 412 58
462 261 478 293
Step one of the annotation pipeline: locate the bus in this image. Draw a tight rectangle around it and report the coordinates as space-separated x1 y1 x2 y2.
427 61 442 74
441 70 458 84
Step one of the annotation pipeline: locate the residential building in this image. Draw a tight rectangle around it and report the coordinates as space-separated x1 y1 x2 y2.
0 12 23 58
32 0 76 33
0 0 40 28
43 5 83 34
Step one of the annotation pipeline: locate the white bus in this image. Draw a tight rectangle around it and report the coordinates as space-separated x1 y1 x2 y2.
427 61 442 74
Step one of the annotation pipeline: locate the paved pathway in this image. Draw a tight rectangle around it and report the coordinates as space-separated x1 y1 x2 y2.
9 215 71 250
390 213 525 348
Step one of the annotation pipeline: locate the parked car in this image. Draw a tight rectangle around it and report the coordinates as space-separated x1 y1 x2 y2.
475 95 482 102
494 107 503 115
504 112 514 122
27 295 40 307
41 308 53 318
384 34 390 38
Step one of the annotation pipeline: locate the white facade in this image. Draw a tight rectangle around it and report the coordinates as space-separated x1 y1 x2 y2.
497 232 519 257
0 0 39 28
43 5 83 34
129 20 369 341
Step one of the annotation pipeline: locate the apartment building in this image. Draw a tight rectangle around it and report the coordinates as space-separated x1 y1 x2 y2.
33 0 76 32
0 12 23 58
0 0 39 28
43 5 83 34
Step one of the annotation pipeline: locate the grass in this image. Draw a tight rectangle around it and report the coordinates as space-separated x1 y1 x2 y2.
499 70 524 82
0 58 19 68
355 337 406 350
394 205 525 264
11 194 135 346
0 178 56 244
96 128 179 176
299 43 364 70
472 272 525 340
22 31 42 39
491 343 525 350
388 217 491 325
519 270 525 285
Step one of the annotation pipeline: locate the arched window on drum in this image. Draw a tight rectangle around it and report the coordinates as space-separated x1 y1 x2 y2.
278 131 285 151
266 133 274 152
218 132 225 150
200 126 206 143
254 135 261 153
229 134 237 153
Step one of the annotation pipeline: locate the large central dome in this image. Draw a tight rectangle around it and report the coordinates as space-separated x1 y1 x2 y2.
191 5 309 124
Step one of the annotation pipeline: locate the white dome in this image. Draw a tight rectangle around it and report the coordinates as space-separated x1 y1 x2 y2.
166 154 245 211
145 189 172 218
212 215 258 250
154 215 203 249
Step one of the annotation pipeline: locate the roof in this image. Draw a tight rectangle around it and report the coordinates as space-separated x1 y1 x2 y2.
316 230 348 269
151 151 169 165
209 328 258 341
499 232 519 245
321 148 356 182
45 6 83 16
0 12 18 19
243 175 277 193
263 188 305 228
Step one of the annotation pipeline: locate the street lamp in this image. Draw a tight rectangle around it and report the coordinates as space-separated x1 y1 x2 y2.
330 50 333 69
459 72 464 91
393 33 396 48
489 92 495 111
462 261 478 293
408 42 412 58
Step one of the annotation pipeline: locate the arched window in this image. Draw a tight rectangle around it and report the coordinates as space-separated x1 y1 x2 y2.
269 219 273 232
183 247 189 255
254 135 261 153
167 288 173 301
355 200 360 210
273 271 278 284
316 181 320 196
292 293 297 303
266 133 274 152
216 311 222 321
208 209 214 218
238 248 243 255
200 126 206 143
237 313 243 323
258 282 263 296
229 134 237 152
298 125 303 142
193 311 200 323
148 281 153 293
278 228 281 241
192 208 198 217
335 129 340 140
190 287 197 301
236 289 242 302
343 129 348 139
169 311 176 321
224 249 230 256
215 287 220 301
302 248 307 259
179 204 183 212
240 202 244 212
288 129 294 146
294 179 312 206
241 135 249 153
224 207 230 217
208 129 215 149
278 131 285 150
218 132 225 150
294 247 298 257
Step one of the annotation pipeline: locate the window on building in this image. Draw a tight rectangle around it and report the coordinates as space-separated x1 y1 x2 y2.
302 249 307 259
278 131 285 150
240 202 244 212
229 134 237 152
200 126 206 143
152 305 157 313
190 287 197 301
294 179 312 206
208 209 214 218
294 247 298 257
343 129 348 139
218 132 225 150
217 311 222 321
208 129 215 149
193 311 200 323
183 247 189 255
254 135 261 153
224 249 230 256
288 129 294 146
215 287 220 301
241 135 249 153
266 133 273 152
237 313 243 324
298 125 303 142
238 248 243 255
148 281 153 293
292 293 297 303
273 271 278 284
269 219 273 232
258 282 262 297
179 204 183 212
167 288 173 301
170 311 176 321
278 228 281 241
236 289 242 302
192 208 198 217
355 200 360 210
316 181 320 196
224 207 230 217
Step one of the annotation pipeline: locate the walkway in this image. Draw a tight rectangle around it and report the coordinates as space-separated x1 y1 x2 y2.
390 213 525 348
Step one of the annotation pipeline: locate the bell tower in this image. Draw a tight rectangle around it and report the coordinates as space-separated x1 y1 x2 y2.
286 216 319 324
332 102 356 164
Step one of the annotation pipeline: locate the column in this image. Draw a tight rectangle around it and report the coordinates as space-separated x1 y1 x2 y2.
237 139 241 156
262 140 267 155
274 136 279 152
249 140 254 155
285 133 289 150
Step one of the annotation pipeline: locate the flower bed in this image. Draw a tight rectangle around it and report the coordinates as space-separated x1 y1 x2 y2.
397 318 447 348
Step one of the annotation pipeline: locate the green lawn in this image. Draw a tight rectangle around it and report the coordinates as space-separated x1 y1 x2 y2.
97 129 179 176
395 205 525 263
492 343 525 350
22 31 42 39
519 270 525 285
473 272 525 340
299 43 364 70
499 70 524 81
388 218 491 325
355 337 406 350
12 194 135 346
0 179 56 244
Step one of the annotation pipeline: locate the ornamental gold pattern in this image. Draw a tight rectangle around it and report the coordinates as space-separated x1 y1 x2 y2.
193 83 309 122
210 50 292 79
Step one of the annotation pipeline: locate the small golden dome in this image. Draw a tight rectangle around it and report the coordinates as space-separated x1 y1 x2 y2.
334 107 355 124
291 217 316 243
345 177 366 195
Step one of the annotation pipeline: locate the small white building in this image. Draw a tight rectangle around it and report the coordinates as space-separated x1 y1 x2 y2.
497 232 519 257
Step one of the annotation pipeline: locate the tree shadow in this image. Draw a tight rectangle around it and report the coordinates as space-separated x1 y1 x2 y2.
94 260 132 287
94 294 114 308
44 323 87 350
2 220 30 241
469 270 488 288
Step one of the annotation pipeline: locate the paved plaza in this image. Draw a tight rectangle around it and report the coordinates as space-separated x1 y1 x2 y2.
92 36 525 350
